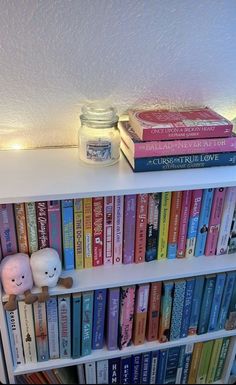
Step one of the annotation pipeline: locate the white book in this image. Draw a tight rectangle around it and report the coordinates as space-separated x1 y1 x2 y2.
217 187 236 255
18 302 37 363
6 309 25 366
85 362 97 384
97 360 109 384
46 297 59 359
113 195 124 264
77 364 86 384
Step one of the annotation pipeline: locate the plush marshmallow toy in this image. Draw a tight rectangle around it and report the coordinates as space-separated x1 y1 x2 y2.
0 253 37 311
30 248 73 302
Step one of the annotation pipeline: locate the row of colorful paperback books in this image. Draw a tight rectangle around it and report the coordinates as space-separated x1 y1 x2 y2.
15 337 231 384
0 186 236 269
7 271 236 366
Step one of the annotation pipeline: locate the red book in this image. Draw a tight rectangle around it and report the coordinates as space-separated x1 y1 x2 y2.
103 196 114 265
134 194 148 263
146 282 162 341
92 197 104 266
36 201 49 249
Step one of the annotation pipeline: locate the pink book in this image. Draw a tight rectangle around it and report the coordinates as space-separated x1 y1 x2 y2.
128 107 233 141
36 201 49 249
103 196 114 265
177 190 192 258
120 121 236 157
134 194 148 263
47 200 63 259
123 195 137 264
0 204 17 257
205 187 226 256
92 197 104 266
0 239 2 261
113 195 124 265
118 286 136 349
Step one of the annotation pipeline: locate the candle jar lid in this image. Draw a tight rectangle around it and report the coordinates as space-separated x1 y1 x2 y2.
80 102 119 128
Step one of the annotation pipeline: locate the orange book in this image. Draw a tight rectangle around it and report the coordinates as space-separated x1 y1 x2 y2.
14 203 29 254
146 281 162 341
132 284 150 345
167 191 183 259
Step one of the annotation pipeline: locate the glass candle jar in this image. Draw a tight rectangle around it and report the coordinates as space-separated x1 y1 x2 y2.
79 102 121 166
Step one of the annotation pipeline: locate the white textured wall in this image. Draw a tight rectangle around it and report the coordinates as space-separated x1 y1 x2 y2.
0 0 236 149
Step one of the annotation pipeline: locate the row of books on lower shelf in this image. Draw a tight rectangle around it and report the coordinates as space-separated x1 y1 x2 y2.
7 271 236 366
1 186 236 270
16 338 230 384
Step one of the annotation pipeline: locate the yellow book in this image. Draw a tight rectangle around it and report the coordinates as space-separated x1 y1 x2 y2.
188 342 203 384
157 192 172 260
74 199 84 269
83 198 93 268
206 338 223 384
196 340 214 384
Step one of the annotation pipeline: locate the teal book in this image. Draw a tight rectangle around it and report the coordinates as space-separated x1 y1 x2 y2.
225 278 236 330
217 271 236 330
170 279 186 341
198 275 216 334
159 281 174 343
72 293 82 359
208 273 226 332
81 291 94 357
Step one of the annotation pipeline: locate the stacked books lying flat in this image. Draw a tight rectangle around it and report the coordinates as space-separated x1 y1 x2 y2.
120 106 236 172
77 338 230 384
0 187 236 270
16 366 78 385
7 272 236 365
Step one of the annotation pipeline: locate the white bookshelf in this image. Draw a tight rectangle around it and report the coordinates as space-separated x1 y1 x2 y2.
0 147 236 384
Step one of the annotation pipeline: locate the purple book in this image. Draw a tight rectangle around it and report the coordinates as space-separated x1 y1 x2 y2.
47 201 62 259
106 288 120 350
0 204 17 257
123 195 137 264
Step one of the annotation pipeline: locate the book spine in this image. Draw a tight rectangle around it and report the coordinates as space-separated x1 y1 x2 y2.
6 309 25 366
103 196 114 265
206 339 224 384
188 342 203 384
181 343 194 384
185 189 203 258
72 293 81 359
225 278 236 330
198 275 216 334
164 346 180 384
47 200 62 259
150 351 158 384
97 360 109 385
119 285 136 349
0 204 17 257
83 198 93 268
132 284 150 345
217 187 236 254
121 356 132 384
108 357 121 384
81 291 94 357
205 187 226 256
58 294 71 358
170 279 186 341
134 194 148 263
146 281 162 341
176 345 186 384
61 199 74 270
14 203 29 254
131 354 142 384
85 362 97 384
228 204 236 254
106 287 120 351
92 288 107 349
123 195 136 264
141 352 151 384
25 202 38 254
157 192 172 260
159 280 174 343
77 364 86 385
196 340 214 384
177 190 192 258
33 301 49 361
156 349 168 384
74 199 84 269
208 273 226 332
217 271 236 330
180 277 195 338
35 201 49 249
214 337 230 381
92 197 104 267
167 191 183 259
195 188 214 257
113 195 124 265
145 193 161 262
46 297 59 359
18 302 37 363
188 276 205 335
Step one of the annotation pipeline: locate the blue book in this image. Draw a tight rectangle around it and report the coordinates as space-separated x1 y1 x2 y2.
150 351 159 384
72 293 81 358
141 352 152 384
217 271 236 330
195 188 214 257
131 354 142 384
156 349 168 384
180 344 194 384
164 346 180 384
109 357 121 384
121 356 132 384
121 146 236 172
92 288 107 350
170 280 186 340
208 273 226 332
188 276 205 335
46 297 59 359
61 199 75 270
81 291 94 357
175 345 186 384
180 277 195 338
198 275 216 334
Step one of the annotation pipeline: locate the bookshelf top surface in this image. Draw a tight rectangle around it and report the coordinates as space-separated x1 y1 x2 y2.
0 147 236 203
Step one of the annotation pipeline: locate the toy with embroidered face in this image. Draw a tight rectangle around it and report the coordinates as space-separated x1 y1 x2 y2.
0 253 37 311
30 248 73 302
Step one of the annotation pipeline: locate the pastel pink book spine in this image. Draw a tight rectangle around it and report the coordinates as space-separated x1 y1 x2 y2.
0 204 18 257
119 286 136 349
113 195 124 265
134 194 148 263
47 200 62 259
177 190 192 258
205 187 227 256
103 196 114 265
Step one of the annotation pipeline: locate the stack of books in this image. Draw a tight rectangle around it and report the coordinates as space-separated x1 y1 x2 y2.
120 106 236 172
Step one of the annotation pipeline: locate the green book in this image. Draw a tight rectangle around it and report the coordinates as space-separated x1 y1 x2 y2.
196 340 214 384
206 339 223 384
214 338 230 382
